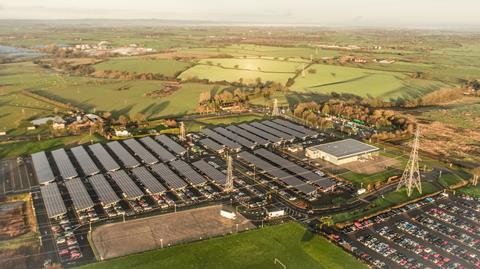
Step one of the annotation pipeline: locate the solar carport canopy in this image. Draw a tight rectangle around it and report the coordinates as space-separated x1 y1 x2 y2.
109 170 144 199
107 141 140 169
51 148 77 180
226 125 269 146
71 146 100 176
150 163 187 189
238 151 316 195
250 122 295 141
131 166 166 194
31 151 55 184
155 135 187 155
238 123 281 143
201 128 241 151
123 138 158 165
273 119 317 137
40 183 67 218
192 159 226 186
89 143 120 172
139 136 176 162
254 148 322 183
199 138 224 152
89 174 120 206
262 120 307 139
65 178 94 211
213 127 255 149
170 160 207 186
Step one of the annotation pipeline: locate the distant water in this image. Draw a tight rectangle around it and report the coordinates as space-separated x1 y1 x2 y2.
0 45 43 57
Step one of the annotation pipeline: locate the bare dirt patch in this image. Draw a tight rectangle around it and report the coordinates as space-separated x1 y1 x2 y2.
92 205 254 260
340 156 400 175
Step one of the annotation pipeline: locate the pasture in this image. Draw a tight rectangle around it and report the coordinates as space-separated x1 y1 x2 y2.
292 64 451 99
93 57 191 77
80 222 367 269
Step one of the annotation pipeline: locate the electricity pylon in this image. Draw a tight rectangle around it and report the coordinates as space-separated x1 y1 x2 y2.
225 154 234 192
397 128 422 197
179 121 186 141
272 99 280 117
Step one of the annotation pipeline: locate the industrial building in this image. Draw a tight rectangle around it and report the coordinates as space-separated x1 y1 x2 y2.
305 139 379 165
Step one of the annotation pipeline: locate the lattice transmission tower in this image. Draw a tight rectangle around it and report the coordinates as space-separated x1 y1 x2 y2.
397 128 422 197
225 154 234 192
179 121 186 141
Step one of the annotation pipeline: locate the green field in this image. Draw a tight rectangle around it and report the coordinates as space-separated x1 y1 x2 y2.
419 101 480 129
79 222 367 269
198 58 304 72
458 184 480 198
292 64 451 99
93 57 191 77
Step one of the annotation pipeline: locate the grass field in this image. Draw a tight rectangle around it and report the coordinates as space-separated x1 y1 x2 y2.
93 57 191 77
419 101 480 129
292 64 451 99
0 134 104 158
198 58 304 72
79 222 367 269
457 184 480 198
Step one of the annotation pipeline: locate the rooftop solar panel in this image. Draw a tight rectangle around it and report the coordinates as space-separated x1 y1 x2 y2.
250 122 295 141
226 125 269 146
139 136 176 162
89 174 120 206
108 170 144 199
107 141 140 169
71 146 100 176
309 139 379 159
65 178 94 211
150 163 187 189
40 183 67 218
89 143 120 172
238 123 282 144
199 138 224 152
131 166 167 194
262 120 307 139
272 119 317 137
213 127 256 149
237 151 316 195
155 135 187 155
192 159 227 186
201 128 242 151
51 149 78 180
31 151 55 184
170 160 207 186
123 139 158 165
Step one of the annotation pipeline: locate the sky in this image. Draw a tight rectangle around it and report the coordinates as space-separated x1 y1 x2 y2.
0 0 479 28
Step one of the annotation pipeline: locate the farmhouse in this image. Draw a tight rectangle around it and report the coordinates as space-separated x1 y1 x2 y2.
305 139 379 165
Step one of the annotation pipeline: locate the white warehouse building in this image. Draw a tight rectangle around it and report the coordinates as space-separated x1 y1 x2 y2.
305 139 379 165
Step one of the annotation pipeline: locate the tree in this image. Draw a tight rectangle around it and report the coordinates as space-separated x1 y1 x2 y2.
118 115 129 126
321 104 330 115
132 112 145 123
102 111 111 120
319 216 333 228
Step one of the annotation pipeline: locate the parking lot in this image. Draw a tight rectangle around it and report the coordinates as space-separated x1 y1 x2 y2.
329 195 480 269
0 157 37 195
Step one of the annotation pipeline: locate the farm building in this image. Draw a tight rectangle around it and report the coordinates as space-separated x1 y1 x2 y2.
305 139 379 165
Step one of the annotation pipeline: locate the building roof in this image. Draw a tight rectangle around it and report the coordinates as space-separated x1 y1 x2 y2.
308 139 379 160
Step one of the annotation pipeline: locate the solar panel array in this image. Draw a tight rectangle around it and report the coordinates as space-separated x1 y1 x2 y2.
273 119 317 137
213 127 256 149
170 160 207 186
238 123 282 143
250 122 295 141
140 136 176 162
262 120 307 139
107 141 140 168
109 170 144 199
65 178 94 211
254 148 335 189
51 148 78 180
226 125 269 146
89 143 120 172
71 146 100 176
192 159 227 186
31 151 55 184
199 138 224 152
201 128 242 151
123 139 158 165
238 151 317 195
155 135 187 155
150 163 187 189
40 183 67 218
89 174 120 206
131 166 167 194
